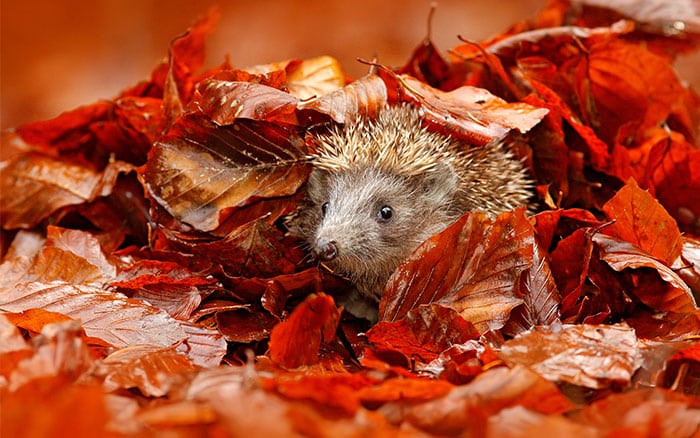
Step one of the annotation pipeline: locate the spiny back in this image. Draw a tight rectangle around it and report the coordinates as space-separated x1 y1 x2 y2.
312 104 455 177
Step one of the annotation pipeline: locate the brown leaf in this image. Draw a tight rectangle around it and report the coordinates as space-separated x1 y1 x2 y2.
268 293 340 368
159 218 304 278
0 282 187 349
499 324 641 389
366 304 479 365
487 406 598 437
177 322 227 368
99 345 196 397
593 233 697 313
380 209 534 334
602 178 683 265
110 259 217 319
284 55 345 100
586 39 689 144
395 74 549 145
216 307 279 343
0 313 29 353
569 387 700 436
261 372 377 416
6 320 93 391
0 152 133 229
0 227 116 287
503 237 561 337
297 74 389 124
356 377 454 407
194 80 300 126
143 115 310 231
3 377 111 436
403 365 574 436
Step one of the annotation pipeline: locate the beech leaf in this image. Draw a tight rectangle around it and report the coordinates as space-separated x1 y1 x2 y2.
0 282 187 349
366 304 480 365
602 178 683 265
144 115 310 231
499 324 642 389
379 209 534 334
268 293 340 368
593 233 697 313
0 152 133 229
396 75 549 145
297 74 389 124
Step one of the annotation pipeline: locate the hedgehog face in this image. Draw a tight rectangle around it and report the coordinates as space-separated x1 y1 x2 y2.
305 163 461 301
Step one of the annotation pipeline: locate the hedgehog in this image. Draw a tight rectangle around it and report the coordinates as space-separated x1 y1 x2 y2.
291 103 533 321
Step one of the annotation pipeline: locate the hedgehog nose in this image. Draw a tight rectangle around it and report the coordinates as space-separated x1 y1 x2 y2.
317 240 338 261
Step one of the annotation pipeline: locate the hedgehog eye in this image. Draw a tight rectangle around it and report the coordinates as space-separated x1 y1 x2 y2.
321 202 329 217
377 205 393 222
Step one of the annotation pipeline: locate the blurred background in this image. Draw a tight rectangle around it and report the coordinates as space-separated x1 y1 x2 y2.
2 0 699 130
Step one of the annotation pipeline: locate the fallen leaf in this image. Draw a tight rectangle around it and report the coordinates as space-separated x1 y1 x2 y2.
366 304 479 365
499 324 641 389
380 209 533 334
143 115 310 231
268 293 341 368
602 178 682 265
99 345 197 397
0 152 133 229
0 282 187 349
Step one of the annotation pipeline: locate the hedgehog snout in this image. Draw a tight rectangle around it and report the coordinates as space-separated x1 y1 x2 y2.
315 238 338 261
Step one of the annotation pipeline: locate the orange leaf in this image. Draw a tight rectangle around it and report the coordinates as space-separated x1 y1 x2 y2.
602 178 683 265
594 233 697 313
500 324 641 389
0 152 133 229
380 209 534 333
144 115 310 231
367 304 480 365
268 293 340 368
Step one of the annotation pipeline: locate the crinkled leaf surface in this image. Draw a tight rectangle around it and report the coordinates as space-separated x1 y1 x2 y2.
380 209 534 333
144 115 310 231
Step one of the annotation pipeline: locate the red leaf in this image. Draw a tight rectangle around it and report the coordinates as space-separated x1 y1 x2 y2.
99 345 196 397
662 343 700 394
297 73 389 124
143 115 310 232
268 294 340 368
15 101 112 155
0 282 187 349
380 209 534 334
357 377 454 406
602 178 683 265
394 74 549 145
586 39 689 144
570 388 700 436
261 373 376 416
503 237 561 337
5 320 93 391
158 218 304 279
593 233 697 313
366 304 480 365
216 307 279 343
194 80 300 126
403 366 574 436
162 9 220 122
0 152 134 229
500 324 641 389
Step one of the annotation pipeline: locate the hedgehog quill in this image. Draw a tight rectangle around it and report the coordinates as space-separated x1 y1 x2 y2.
291 104 533 321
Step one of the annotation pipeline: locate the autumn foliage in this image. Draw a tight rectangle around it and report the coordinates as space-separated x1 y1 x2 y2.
2 1 700 436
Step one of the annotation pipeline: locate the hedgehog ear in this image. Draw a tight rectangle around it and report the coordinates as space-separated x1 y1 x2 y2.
306 168 330 202
421 160 459 200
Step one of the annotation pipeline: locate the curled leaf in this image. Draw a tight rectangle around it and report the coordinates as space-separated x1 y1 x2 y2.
143 115 310 231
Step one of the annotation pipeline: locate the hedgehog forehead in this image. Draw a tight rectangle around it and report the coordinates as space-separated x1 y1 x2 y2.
312 106 453 176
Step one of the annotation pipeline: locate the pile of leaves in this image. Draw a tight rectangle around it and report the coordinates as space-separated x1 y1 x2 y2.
2 0 700 435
